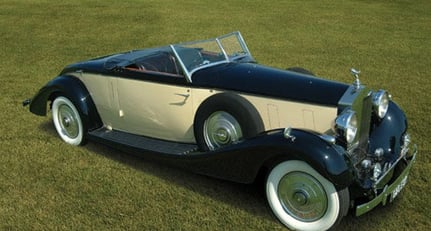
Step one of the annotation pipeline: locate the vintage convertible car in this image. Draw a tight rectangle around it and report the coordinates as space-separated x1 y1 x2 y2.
24 32 416 230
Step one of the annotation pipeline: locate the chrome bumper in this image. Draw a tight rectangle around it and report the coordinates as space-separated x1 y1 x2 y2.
355 150 417 216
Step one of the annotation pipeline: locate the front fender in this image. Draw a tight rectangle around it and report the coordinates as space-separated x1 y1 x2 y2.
29 75 102 131
369 101 408 162
175 129 354 189
265 129 354 189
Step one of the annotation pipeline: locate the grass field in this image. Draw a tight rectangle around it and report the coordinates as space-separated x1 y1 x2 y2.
1 0 430 230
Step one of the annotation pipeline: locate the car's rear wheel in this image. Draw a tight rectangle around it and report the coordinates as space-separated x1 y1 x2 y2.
266 160 349 231
194 93 264 151
52 96 85 145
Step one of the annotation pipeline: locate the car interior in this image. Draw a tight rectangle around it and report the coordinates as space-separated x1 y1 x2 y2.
126 51 182 76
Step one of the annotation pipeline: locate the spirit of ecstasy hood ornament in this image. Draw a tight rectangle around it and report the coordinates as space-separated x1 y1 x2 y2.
350 68 361 89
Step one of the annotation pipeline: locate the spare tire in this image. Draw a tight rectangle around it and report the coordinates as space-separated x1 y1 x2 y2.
194 93 264 151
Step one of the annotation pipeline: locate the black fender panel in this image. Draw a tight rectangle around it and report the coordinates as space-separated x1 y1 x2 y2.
369 101 408 162
262 129 354 189
169 129 354 189
29 75 102 131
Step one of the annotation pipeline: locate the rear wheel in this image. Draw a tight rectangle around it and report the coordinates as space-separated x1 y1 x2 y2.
266 160 349 231
52 96 85 145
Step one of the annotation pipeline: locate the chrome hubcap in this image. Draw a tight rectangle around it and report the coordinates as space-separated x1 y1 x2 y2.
57 104 79 138
62 117 71 127
203 111 243 150
293 190 308 205
277 172 328 222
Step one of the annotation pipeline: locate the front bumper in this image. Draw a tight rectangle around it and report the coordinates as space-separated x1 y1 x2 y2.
355 149 417 216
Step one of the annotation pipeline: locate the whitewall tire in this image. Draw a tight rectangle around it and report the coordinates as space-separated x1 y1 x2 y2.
52 96 85 145
266 160 349 231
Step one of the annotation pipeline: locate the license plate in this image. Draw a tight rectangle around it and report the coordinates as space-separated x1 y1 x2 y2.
391 175 408 201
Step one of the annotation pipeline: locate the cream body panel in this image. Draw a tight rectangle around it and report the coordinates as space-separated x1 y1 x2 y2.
191 90 337 134
240 94 337 133
115 78 194 142
78 73 196 143
78 72 336 143
76 73 120 127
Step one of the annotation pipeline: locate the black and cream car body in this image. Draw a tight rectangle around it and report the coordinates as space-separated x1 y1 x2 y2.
24 32 416 231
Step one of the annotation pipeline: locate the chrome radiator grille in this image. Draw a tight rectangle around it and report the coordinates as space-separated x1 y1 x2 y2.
358 95 372 149
348 94 373 165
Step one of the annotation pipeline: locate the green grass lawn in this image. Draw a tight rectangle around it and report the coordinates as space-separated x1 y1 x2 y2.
1 0 430 230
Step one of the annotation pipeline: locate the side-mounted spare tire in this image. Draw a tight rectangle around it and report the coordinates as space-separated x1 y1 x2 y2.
194 93 264 151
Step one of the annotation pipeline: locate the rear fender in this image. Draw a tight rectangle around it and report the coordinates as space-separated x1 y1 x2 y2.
29 75 102 131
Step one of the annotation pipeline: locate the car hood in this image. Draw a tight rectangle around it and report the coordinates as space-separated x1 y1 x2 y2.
192 63 349 107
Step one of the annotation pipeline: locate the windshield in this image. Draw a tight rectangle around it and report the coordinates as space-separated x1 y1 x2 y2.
170 31 253 82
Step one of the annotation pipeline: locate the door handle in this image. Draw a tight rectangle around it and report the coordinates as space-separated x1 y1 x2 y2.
171 93 190 106
175 93 190 99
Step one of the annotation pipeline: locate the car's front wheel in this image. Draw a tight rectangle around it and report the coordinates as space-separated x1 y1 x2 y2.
52 96 85 145
266 160 349 231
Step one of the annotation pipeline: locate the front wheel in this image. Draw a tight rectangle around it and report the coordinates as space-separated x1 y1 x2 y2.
52 96 85 145
266 160 349 231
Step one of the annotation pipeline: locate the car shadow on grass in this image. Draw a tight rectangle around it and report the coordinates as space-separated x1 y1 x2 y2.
38 121 277 225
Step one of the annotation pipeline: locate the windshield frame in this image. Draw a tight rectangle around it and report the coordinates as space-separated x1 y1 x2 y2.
170 31 253 83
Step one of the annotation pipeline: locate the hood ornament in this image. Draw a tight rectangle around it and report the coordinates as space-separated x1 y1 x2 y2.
350 68 361 89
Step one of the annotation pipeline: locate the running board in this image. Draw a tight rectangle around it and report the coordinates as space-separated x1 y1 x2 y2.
88 128 199 155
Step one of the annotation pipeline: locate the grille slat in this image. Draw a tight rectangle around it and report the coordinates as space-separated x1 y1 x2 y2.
359 95 372 149
347 94 372 165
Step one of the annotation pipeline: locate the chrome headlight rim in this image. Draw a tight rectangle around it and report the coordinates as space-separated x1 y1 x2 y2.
372 90 389 119
335 110 358 144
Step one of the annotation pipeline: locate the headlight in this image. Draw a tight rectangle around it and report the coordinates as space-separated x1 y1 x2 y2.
335 110 358 144
372 90 389 119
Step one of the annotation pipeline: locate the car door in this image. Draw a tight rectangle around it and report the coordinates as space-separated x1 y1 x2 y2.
113 73 195 143
77 73 120 129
